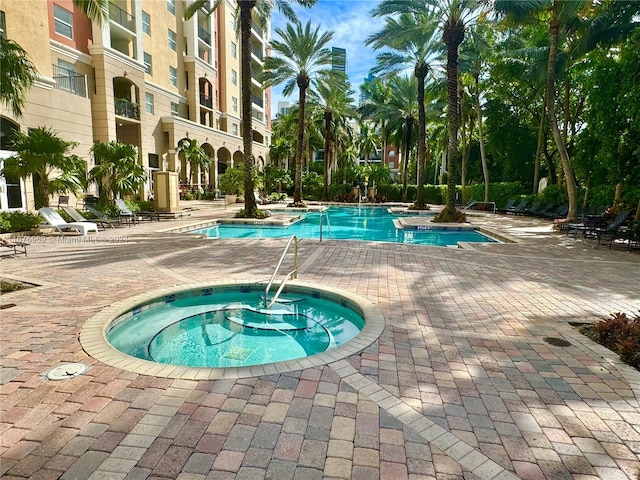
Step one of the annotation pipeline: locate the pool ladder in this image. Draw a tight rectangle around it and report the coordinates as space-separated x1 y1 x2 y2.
264 235 298 308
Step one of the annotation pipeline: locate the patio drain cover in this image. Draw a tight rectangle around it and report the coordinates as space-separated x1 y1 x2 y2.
543 337 572 347
46 363 88 380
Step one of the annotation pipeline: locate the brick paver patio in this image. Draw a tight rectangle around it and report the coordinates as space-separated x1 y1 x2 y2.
1 202 639 480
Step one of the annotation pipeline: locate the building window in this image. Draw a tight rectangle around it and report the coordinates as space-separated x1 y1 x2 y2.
143 52 152 74
231 69 237 86
168 29 176 51
170 102 179 116
148 153 160 169
169 66 177 87
167 0 175 15
141 11 150 35
54 5 73 39
232 96 238 112
232 124 238 136
145 93 154 114
231 42 237 59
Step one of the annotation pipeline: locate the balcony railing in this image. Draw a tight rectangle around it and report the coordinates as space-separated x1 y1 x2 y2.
252 110 264 122
198 26 211 44
252 95 263 108
109 2 135 31
115 98 140 120
52 64 88 98
200 93 213 109
251 44 263 60
251 22 263 37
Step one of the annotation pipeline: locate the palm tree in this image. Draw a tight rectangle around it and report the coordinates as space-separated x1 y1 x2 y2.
177 138 212 194
73 0 108 24
262 20 334 206
1 127 86 208
434 0 481 220
460 24 491 203
378 74 418 202
367 5 441 209
313 76 356 200
0 38 38 117
185 0 316 216
89 141 146 202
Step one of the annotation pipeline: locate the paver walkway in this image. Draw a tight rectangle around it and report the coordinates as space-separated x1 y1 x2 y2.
1 202 639 480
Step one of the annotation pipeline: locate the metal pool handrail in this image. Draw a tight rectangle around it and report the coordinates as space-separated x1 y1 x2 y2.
264 235 298 308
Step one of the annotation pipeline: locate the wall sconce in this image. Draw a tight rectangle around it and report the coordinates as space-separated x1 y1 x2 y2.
123 70 128 77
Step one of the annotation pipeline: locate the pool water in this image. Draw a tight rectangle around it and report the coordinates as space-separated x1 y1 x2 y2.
192 207 496 246
108 288 364 368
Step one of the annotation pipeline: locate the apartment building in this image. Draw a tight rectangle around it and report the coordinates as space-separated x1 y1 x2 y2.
0 0 272 211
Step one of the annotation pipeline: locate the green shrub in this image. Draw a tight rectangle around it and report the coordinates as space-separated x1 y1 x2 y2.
302 172 323 200
0 211 42 233
219 168 245 195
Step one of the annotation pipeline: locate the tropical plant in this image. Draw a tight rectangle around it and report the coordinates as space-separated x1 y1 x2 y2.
262 20 334 206
313 75 356 200
73 0 108 24
185 0 317 218
176 138 211 193
218 167 245 196
89 141 146 201
1 127 86 208
0 37 38 117
367 2 441 209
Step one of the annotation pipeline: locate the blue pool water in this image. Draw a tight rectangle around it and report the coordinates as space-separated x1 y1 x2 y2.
108 287 364 368
192 207 497 246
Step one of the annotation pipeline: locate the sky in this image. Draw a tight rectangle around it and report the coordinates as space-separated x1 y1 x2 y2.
269 0 380 116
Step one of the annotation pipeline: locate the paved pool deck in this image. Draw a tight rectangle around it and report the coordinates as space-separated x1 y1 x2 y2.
1 201 639 480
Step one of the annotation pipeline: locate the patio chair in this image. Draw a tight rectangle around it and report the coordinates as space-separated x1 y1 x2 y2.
62 205 119 230
85 205 123 227
0 237 28 256
498 199 516 213
544 205 568 219
610 220 640 251
506 200 528 215
523 201 542 216
114 199 156 224
595 210 630 247
254 191 272 205
277 193 287 203
38 207 98 236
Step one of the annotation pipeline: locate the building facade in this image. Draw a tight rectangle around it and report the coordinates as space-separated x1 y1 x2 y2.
0 0 272 211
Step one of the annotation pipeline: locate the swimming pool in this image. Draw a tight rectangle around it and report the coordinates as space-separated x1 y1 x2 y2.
192 207 497 246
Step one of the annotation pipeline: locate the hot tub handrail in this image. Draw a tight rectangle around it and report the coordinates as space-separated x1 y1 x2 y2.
264 235 298 307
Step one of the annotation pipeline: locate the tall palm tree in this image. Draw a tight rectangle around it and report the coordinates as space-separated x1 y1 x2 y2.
185 0 316 216
177 138 212 192
89 141 146 202
367 5 441 209
313 76 355 200
378 74 418 202
460 24 491 203
1 127 87 208
262 20 333 206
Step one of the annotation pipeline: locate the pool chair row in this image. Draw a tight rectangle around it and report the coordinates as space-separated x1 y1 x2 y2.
561 210 637 250
500 200 568 219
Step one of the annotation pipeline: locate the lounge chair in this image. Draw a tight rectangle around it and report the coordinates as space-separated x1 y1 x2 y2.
609 220 640 251
115 199 156 224
544 205 568 219
0 237 28 256
254 191 272 205
85 205 123 227
277 193 287 203
62 205 119 230
38 207 98 236
594 210 630 247
499 199 516 213
506 200 528 215
523 201 542 216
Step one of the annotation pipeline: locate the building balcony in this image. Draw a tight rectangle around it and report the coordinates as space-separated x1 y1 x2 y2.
115 98 140 120
200 93 213 109
252 95 263 108
109 2 135 32
198 26 211 44
52 64 88 98
251 44 263 60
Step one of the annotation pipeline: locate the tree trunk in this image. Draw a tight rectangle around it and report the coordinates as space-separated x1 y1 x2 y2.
33 172 50 209
323 109 331 200
415 65 427 209
546 18 578 221
613 182 623 205
294 74 309 205
444 30 463 213
239 0 257 214
474 75 489 203
402 116 413 203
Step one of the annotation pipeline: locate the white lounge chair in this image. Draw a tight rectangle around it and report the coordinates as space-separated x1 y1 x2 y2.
62 205 118 230
38 207 98 236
